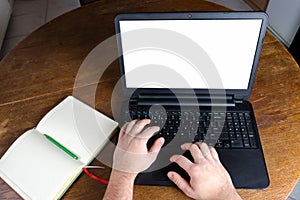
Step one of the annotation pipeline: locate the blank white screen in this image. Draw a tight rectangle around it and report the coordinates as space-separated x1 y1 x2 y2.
119 19 262 89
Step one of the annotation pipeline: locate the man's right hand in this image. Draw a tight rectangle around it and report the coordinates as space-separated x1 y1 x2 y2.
167 142 242 200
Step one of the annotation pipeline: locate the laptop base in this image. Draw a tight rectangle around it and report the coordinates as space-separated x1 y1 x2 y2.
135 148 269 189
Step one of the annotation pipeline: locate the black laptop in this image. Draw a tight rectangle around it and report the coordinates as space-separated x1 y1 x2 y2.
114 12 269 189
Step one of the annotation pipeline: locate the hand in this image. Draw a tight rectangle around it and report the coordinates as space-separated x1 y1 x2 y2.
104 119 164 200
112 119 165 175
168 142 242 200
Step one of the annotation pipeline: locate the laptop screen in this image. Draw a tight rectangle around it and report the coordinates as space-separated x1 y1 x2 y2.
116 13 267 94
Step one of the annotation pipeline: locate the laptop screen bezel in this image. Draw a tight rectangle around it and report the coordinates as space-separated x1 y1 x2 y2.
114 12 268 100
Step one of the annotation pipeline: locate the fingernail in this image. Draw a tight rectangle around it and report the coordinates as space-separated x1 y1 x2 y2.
167 172 173 179
159 137 165 144
180 144 185 150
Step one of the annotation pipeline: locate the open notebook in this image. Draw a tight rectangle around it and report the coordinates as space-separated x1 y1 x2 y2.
0 96 118 200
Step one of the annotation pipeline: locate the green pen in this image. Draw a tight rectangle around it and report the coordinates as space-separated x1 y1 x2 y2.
45 134 79 160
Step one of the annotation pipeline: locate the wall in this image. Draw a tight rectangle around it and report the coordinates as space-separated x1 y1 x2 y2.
266 0 300 47
0 0 12 50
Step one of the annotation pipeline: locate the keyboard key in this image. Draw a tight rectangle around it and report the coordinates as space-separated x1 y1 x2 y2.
244 139 250 147
231 140 243 148
249 135 257 147
247 126 254 133
215 142 222 148
223 140 231 148
236 133 242 139
219 132 229 140
229 133 235 139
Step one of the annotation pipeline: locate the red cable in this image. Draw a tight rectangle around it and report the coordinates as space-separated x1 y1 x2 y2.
82 167 109 185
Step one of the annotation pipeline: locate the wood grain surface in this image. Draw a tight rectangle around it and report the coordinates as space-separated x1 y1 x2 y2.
0 0 299 199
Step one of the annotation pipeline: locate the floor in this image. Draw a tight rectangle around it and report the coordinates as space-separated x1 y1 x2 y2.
0 0 251 59
0 0 80 59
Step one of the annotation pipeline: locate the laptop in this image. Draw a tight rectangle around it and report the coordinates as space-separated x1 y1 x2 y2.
114 12 269 189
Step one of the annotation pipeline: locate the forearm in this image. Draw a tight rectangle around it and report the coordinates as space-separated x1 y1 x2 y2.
103 170 137 200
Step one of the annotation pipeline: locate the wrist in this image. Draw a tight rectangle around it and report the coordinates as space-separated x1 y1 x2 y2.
110 169 137 182
103 169 137 200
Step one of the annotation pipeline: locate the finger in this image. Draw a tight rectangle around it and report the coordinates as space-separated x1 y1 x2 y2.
181 143 204 164
124 120 138 134
170 154 193 173
129 119 151 135
119 122 129 138
196 142 213 160
180 143 193 149
149 137 165 153
209 146 220 162
167 171 195 198
138 125 160 139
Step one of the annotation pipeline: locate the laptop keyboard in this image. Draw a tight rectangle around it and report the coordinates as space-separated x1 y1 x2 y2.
128 110 257 149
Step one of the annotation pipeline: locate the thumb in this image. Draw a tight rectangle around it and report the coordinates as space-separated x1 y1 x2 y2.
167 171 195 198
149 137 165 153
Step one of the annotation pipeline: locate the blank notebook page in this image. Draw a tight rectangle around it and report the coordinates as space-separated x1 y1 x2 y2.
0 130 83 200
37 96 117 164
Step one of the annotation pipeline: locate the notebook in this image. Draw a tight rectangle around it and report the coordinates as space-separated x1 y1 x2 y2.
0 96 118 200
114 12 269 189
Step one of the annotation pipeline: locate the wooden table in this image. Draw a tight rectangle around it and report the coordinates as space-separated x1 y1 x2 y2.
0 0 299 199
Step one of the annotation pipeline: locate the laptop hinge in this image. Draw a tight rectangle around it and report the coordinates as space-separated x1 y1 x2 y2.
134 94 236 107
138 93 233 100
